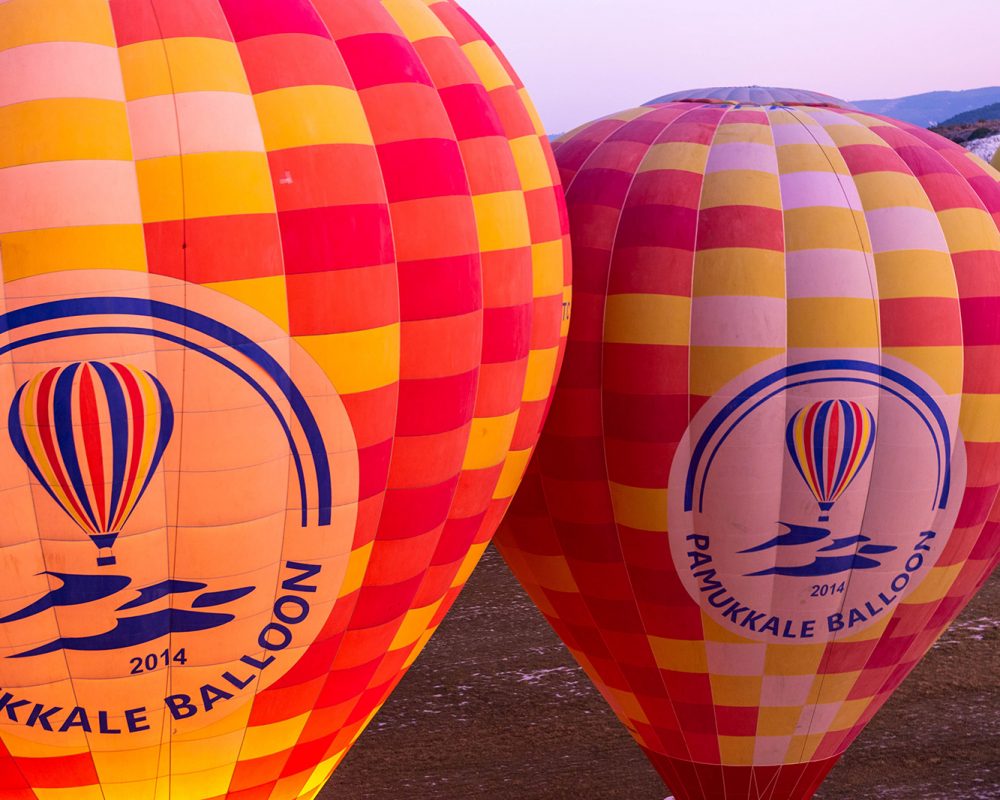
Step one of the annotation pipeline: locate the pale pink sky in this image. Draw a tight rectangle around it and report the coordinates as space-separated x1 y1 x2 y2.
461 0 1000 132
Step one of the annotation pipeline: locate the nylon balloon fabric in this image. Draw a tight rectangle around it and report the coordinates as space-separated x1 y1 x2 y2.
495 87 1000 800
0 1 570 798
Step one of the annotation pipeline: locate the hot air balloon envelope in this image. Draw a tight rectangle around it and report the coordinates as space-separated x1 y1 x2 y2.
0 1 569 797
498 86 1000 800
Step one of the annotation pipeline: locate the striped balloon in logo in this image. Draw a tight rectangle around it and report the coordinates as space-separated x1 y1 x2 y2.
786 399 876 521
8 362 174 566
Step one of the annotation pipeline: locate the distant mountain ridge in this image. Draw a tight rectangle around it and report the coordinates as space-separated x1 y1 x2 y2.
853 87 1000 127
938 103 1000 126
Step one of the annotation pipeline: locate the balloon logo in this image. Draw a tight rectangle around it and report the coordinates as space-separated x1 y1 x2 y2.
786 399 876 522
8 362 174 568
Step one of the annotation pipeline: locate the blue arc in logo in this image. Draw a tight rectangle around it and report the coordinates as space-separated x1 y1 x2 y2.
0 297 333 527
683 360 953 515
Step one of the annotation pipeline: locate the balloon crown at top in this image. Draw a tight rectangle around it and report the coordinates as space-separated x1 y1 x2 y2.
646 85 857 109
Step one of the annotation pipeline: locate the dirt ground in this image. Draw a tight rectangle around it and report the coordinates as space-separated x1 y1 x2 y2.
323 547 998 800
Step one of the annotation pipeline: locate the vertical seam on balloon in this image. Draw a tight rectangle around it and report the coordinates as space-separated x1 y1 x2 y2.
37 363 115 797
0 208 36 800
207 3 298 789
777 106 884 795
100 17 176 791
214 3 394 787
680 101 733 800
4 376 77 800
293 0 405 777
816 112 979 767
594 102 713 787
142 4 187 796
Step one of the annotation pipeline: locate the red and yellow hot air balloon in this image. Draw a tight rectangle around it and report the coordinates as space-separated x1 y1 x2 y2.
496 86 1000 799
0 1 569 797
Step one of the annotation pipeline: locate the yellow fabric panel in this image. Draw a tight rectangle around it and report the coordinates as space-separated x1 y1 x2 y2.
852 172 936 211
787 297 879 348
0 99 132 168
296 326 401 394
883 347 963 395
700 170 782 210
906 562 965 605
204 276 290 331
522 346 558 402
461 411 520 470
239 712 311 760
460 41 513 92
389 600 443 649
101 781 166 800
167 764 236 799
254 85 373 151
494 447 533 499
0 0 116 49
0 224 147 281
689 347 784 397
609 482 667 531
763 644 826 676
821 121 885 148
604 293 690 346
806 671 860 705
33 788 106 800
450 540 489 587
710 674 763 707
340 541 375 597
135 152 275 222
692 248 786 298
873 249 959 298
382 0 451 41
959 394 1000 443
713 122 775 146
938 207 1000 253
776 144 851 175
756 706 803 736
531 240 566 296
638 141 710 174
648 637 708 673
509 134 553 193
717 736 756 766
472 191 532 252
783 207 871 252
301 755 341 798
829 698 871 731
119 38 250 101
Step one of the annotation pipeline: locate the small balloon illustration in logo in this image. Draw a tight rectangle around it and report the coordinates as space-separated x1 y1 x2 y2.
785 399 876 522
8 361 174 567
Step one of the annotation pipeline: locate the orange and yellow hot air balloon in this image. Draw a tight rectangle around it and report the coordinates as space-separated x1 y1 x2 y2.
0 1 569 797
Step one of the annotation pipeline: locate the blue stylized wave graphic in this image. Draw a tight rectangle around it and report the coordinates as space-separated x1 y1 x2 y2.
11 608 235 657
741 522 897 577
2 572 254 657
738 523 829 554
118 579 207 610
0 572 130 623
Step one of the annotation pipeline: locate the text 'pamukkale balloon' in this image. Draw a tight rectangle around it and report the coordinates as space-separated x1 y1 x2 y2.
0 1 569 797
496 86 1000 800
